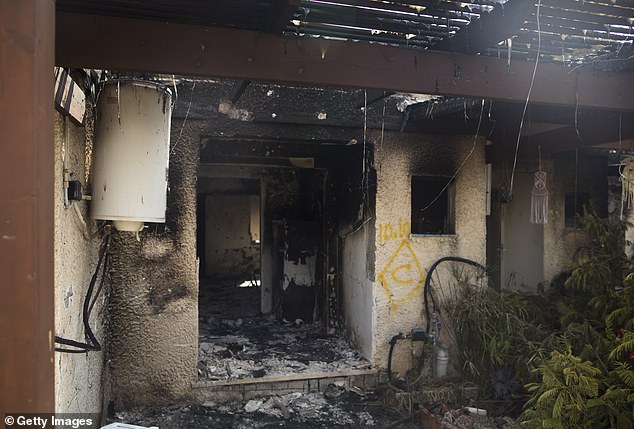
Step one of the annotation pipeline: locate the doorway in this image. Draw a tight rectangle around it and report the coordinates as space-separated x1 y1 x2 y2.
197 178 262 319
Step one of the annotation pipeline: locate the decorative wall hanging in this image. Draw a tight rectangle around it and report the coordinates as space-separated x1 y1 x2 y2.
620 156 634 220
530 147 548 224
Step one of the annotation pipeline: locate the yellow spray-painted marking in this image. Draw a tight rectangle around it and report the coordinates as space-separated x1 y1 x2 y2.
391 264 414 285
378 239 425 313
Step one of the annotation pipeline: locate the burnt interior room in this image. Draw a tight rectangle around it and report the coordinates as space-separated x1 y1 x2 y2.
187 79 390 381
6 0 634 419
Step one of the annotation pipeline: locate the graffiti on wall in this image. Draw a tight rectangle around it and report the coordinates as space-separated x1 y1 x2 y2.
377 239 425 312
377 218 411 244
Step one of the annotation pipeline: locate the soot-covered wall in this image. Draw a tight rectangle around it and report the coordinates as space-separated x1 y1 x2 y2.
372 131 487 372
107 119 201 409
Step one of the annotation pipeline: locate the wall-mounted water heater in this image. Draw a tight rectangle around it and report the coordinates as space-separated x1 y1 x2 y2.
91 80 172 232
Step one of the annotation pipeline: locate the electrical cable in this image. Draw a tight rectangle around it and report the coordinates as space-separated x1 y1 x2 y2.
55 233 110 353
170 81 196 156
417 98 486 216
387 333 406 391
508 0 542 196
423 256 487 334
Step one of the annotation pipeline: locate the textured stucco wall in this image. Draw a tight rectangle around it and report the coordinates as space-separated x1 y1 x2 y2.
371 131 487 371
540 158 581 286
54 110 106 413
107 119 201 409
543 153 608 285
492 153 604 290
341 226 374 359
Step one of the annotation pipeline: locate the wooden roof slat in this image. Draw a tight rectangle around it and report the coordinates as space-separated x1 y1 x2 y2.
293 7 463 38
542 0 634 19
299 1 469 28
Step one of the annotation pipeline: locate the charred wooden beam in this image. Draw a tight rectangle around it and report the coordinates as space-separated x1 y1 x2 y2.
201 120 364 145
228 80 251 104
56 12 634 111
486 109 634 161
268 0 300 34
355 90 395 109
431 0 533 54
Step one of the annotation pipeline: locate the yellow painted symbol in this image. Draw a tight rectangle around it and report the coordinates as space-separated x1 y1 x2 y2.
378 239 425 313
391 264 414 285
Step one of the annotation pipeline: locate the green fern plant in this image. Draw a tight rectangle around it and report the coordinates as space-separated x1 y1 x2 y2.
564 211 633 326
520 211 634 428
519 349 603 429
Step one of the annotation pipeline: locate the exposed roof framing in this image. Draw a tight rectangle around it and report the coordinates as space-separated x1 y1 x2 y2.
56 12 634 110
429 0 534 54
56 0 634 67
487 0 634 64
56 0 294 33
228 80 252 104
269 0 302 33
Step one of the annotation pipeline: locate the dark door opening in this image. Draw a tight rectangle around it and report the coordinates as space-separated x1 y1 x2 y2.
195 165 369 383
197 177 262 319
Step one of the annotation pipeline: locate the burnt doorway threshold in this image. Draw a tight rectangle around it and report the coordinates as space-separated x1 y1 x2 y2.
198 280 372 391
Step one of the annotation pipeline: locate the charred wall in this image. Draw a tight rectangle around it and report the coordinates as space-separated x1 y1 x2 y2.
199 178 260 281
371 131 487 372
107 119 201 409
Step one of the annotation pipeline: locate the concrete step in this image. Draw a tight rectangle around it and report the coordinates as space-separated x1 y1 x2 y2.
192 368 383 402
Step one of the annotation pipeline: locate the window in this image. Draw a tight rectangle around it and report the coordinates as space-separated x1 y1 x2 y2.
411 176 455 235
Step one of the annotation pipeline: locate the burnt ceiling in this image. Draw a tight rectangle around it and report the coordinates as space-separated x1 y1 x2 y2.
57 0 634 67
57 0 634 159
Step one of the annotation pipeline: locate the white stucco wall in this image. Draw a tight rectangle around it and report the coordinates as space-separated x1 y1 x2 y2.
371 131 487 371
54 111 106 413
341 225 374 360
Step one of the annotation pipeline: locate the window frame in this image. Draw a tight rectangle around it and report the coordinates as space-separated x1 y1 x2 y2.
410 175 456 236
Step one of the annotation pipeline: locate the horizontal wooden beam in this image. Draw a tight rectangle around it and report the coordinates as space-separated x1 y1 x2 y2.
56 12 634 111
486 110 634 161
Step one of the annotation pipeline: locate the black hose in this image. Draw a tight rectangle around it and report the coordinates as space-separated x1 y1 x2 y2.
387 333 405 386
55 234 110 353
423 256 487 334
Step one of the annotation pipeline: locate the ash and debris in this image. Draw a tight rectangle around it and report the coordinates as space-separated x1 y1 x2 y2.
111 386 404 429
198 282 370 381
109 389 522 429
198 315 371 380
427 407 521 429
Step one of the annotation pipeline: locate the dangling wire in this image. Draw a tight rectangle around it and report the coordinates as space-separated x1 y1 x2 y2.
418 99 486 215
170 81 196 156
362 90 368 213
508 0 542 197
379 92 387 175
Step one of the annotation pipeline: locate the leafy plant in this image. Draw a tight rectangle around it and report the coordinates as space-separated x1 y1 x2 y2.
519 212 634 428
519 349 602 429
564 211 633 325
443 285 547 396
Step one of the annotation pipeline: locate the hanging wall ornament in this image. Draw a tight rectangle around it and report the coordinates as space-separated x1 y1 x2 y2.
530 148 548 224
619 156 634 220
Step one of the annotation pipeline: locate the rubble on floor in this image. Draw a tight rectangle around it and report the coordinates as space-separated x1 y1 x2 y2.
423 407 520 429
110 386 404 429
198 315 371 381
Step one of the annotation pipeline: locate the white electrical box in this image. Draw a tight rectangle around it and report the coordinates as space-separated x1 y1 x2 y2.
91 80 172 232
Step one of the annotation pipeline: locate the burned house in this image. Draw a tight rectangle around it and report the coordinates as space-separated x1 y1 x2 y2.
2 0 634 422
